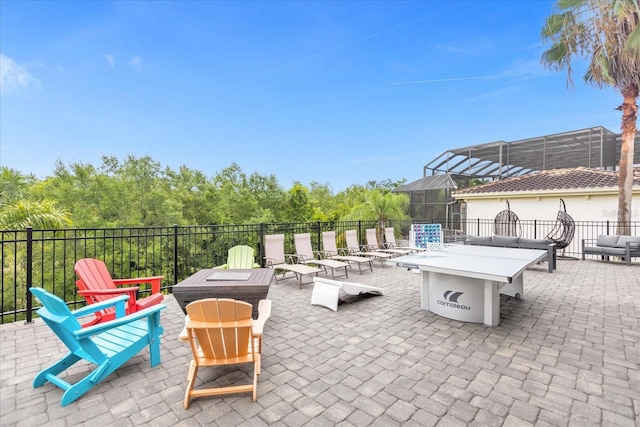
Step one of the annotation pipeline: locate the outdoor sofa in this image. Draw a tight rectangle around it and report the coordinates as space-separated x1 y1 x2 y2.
464 235 556 273
581 234 640 265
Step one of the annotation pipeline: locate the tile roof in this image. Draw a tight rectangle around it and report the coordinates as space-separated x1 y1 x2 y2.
453 167 640 195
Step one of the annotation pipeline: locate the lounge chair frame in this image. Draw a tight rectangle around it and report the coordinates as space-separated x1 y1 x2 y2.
321 231 374 274
293 233 349 279
264 234 321 288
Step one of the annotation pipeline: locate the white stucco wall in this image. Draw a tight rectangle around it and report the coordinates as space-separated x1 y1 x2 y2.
455 187 640 223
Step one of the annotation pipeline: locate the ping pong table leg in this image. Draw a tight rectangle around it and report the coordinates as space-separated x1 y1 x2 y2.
501 275 524 299
484 280 500 326
420 271 430 311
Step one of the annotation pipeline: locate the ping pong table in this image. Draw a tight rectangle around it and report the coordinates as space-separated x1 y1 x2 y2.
392 244 547 326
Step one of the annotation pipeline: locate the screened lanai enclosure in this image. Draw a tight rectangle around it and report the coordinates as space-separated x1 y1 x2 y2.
393 174 459 223
396 126 640 224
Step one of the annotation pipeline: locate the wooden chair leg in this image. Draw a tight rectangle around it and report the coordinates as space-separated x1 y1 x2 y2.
184 361 198 410
252 360 258 402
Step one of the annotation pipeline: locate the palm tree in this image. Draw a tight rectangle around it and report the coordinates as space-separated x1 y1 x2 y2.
541 0 640 235
0 200 71 230
0 167 29 202
0 167 71 230
344 189 410 242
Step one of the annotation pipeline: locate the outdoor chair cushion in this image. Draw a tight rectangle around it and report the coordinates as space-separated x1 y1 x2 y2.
467 236 492 244
617 236 640 250
596 235 620 247
518 238 552 246
600 247 628 256
493 235 519 245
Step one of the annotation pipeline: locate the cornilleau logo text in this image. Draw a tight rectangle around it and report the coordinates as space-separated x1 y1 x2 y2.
436 290 470 310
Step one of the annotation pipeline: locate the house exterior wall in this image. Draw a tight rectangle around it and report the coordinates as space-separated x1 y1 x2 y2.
455 188 640 223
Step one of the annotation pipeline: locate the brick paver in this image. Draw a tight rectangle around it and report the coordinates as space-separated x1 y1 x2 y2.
1 258 638 426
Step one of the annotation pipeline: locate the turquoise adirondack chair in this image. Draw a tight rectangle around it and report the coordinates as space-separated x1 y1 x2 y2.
214 245 260 269
30 287 165 406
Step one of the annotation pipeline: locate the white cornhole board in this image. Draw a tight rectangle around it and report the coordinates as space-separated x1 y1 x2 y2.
311 277 384 311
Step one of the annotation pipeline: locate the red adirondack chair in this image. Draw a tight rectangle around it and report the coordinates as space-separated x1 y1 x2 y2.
75 258 164 327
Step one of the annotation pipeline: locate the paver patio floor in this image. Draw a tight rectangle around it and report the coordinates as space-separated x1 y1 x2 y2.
1 258 639 426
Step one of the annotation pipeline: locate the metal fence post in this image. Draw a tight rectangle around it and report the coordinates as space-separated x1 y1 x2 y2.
173 225 178 289
25 227 33 324
259 223 265 267
315 221 321 249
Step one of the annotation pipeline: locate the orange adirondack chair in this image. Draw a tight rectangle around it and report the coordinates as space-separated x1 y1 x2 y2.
182 298 271 407
75 258 164 327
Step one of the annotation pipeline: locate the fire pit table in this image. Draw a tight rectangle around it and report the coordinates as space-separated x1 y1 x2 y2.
173 268 274 319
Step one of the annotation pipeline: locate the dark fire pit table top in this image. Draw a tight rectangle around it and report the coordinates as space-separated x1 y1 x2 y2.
172 268 275 319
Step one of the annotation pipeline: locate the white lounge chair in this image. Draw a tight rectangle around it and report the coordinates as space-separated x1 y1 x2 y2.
344 230 393 267
321 231 373 274
311 277 384 311
365 228 412 256
264 234 322 288
384 227 425 252
293 233 349 279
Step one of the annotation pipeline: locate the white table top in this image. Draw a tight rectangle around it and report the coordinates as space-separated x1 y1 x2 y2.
391 244 547 282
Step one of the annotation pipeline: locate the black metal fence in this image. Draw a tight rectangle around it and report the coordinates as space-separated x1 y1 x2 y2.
2 218 637 324
1 220 381 324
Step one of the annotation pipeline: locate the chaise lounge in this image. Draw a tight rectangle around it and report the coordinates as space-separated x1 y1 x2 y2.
264 234 322 287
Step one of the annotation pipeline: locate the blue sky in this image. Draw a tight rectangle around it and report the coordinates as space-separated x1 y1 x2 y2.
0 1 624 191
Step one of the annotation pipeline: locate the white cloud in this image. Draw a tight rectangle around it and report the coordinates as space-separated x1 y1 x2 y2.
0 53 41 93
129 56 142 73
103 54 116 68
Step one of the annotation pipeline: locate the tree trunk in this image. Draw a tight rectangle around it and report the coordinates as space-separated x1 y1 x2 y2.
377 218 385 247
616 85 638 236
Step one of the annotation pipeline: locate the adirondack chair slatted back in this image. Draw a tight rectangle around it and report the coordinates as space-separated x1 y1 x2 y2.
186 299 253 361
75 258 117 303
75 258 136 325
226 245 257 269
30 288 105 363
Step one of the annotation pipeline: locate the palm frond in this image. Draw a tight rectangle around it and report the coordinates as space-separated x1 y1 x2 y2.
0 200 72 230
625 23 640 53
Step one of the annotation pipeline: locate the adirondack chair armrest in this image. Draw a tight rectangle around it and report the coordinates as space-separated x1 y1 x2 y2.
113 276 164 293
77 287 138 314
78 287 139 295
75 304 166 338
213 264 229 269
252 299 272 337
71 294 130 319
